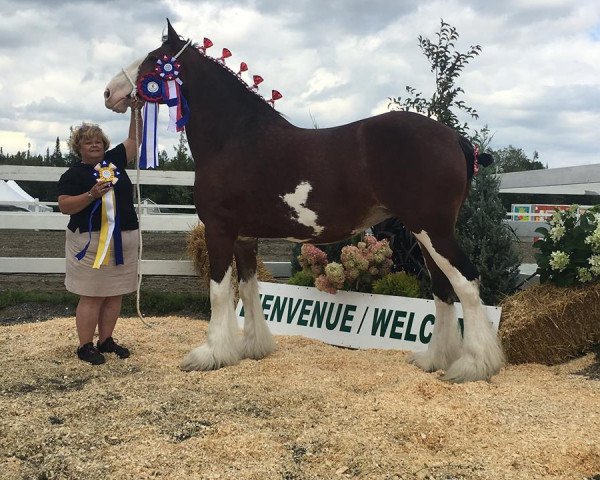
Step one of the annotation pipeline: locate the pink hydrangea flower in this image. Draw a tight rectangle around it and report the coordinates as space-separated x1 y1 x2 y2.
298 244 328 275
301 235 394 294
315 275 338 294
324 262 345 288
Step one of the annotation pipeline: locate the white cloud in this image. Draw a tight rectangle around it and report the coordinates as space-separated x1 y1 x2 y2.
0 0 599 170
301 68 348 99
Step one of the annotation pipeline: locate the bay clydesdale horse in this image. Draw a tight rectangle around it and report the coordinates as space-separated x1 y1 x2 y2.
104 20 503 382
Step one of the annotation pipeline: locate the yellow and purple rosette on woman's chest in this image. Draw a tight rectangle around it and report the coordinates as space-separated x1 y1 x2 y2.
75 160 124 268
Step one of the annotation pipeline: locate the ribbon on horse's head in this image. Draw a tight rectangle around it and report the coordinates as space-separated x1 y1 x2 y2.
122 39 192 169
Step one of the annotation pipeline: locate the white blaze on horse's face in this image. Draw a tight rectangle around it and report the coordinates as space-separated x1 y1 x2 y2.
104 56 145 113
281 181 324 236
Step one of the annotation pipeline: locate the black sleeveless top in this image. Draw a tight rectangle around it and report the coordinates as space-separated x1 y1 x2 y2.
57 144 139 232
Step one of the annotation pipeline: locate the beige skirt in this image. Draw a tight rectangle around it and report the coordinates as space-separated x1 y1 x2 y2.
65 228 139 297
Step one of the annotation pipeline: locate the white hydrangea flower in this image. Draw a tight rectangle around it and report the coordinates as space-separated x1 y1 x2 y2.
549 225 566 242
584 227 600 252
567 204 579 218
549 211 563 226
577 267 593 283
549 251 570 272
589 255 600 276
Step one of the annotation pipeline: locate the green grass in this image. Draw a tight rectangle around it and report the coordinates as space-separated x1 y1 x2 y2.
0 290 211 317
0 290 79 309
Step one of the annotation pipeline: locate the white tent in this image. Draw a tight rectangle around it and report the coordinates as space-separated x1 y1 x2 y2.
0 180 53 212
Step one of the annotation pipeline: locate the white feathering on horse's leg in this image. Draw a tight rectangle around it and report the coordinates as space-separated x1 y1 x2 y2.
409 296 462 372
442 279 505 383
239 275 277 359
180 267 242 371
413 231 505 382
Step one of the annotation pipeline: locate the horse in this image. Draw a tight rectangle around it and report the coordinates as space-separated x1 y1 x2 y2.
104 20 504 382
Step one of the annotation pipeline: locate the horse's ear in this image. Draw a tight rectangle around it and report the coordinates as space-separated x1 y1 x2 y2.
165 18 179 44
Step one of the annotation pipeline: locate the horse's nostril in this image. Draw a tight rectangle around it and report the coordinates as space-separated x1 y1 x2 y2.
104 88 110 99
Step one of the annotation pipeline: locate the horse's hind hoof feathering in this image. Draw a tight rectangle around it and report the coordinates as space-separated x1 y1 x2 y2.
180 343 242 371
242 334 277 360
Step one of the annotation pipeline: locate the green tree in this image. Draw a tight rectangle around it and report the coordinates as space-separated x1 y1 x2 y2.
389 19 481 136
140 144 194 209
383 20 521 303
166 131 194 171
472 124 494 152
492 145 545 173
50 137 65 167
456 168 522 305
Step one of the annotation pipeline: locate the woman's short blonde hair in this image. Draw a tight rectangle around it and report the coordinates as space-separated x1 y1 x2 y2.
69 123 110 158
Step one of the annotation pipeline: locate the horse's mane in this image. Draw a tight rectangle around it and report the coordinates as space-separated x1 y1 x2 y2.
186 39 285 120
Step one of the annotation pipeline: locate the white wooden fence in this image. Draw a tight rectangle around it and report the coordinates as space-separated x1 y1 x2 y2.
0 165 291 278
4 163 595 280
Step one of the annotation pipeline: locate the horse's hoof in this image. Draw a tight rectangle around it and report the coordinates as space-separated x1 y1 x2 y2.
408 349 454 373
442 350 504 383
408 350 438 372
180 343 241 371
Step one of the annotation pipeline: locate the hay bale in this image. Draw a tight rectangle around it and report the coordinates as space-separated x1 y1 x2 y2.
185 224 275 294
499 283 600 365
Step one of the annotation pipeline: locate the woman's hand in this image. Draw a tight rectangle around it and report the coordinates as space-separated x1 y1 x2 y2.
89 180 113 199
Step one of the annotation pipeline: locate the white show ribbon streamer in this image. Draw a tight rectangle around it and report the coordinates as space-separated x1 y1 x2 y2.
93 187 117 268
139 102 159 169
164 78 183 133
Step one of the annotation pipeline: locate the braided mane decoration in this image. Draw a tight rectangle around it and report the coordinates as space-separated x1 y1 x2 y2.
192 37 282 108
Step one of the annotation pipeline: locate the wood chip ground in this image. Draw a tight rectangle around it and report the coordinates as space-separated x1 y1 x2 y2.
1 316 599 479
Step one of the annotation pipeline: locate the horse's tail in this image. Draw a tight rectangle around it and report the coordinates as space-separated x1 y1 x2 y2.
458 135 493 180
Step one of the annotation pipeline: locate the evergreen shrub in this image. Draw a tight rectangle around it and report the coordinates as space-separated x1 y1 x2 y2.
456 167 522 305
372 272 422 298
287 270 316 287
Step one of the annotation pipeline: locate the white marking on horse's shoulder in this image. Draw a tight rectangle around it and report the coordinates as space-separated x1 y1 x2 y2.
281 181 324 236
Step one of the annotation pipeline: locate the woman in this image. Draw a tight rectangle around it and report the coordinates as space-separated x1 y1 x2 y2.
58 103 142 365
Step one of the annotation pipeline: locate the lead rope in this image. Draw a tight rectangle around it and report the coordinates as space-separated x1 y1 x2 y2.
122 67 151 328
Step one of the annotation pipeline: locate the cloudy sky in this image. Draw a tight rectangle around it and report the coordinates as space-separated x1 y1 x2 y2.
1 0 599 168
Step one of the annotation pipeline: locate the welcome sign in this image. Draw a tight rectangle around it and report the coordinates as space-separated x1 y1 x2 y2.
236 283 502 352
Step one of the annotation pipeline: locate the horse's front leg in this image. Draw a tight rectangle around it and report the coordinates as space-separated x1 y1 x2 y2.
234 237 277 360
181 226 242 371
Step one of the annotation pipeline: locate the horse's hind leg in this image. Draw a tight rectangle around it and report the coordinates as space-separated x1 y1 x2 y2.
181 226 242 371
409 246 462 372
234 237 277 360
413 230 505 382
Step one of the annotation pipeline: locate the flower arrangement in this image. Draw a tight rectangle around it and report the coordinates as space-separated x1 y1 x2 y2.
534 204 600 286
295 236 394 294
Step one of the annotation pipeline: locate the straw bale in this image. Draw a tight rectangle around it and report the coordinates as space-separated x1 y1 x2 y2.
499 283 600 365
186 224 275 297
186 223 275 304
1 316 599 479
